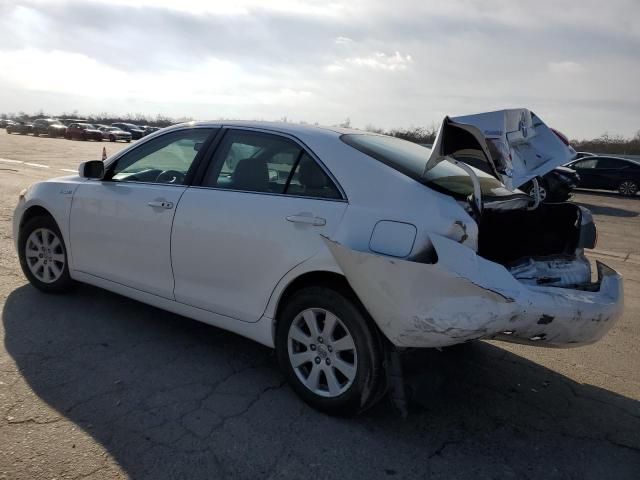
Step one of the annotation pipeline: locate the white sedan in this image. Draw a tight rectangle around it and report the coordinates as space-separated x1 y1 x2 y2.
98 126 132 143
13 110 623 414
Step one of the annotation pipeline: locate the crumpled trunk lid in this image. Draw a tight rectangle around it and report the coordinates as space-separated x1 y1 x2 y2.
453 109 578 189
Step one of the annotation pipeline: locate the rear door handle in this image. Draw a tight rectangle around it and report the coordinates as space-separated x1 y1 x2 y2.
148 200 174 209
286 214 326 226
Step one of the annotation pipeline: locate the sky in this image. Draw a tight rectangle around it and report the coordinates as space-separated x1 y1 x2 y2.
0 0 639 139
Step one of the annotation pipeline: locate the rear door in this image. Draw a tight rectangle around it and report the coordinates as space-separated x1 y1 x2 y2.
69 127 216 299
595 158 631 190
171 128 347 322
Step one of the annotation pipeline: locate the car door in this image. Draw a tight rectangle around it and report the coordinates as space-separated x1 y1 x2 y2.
595 158 629 190
171 128 348 322
570 158 599 188
69 127 216 299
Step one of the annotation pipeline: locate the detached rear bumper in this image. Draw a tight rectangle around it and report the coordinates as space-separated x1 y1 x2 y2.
325 235 623 349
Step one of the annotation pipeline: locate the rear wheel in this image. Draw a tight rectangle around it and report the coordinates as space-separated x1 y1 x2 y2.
33 131 39 137
276 286 384 415
18 216 73 293
619 180 638 196
109 135 116 142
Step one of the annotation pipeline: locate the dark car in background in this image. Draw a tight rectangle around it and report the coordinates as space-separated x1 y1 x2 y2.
32 118 67 137
141 125 161 136
0 119 16 128
520 166 580 202
566 156 640 196
112 122 145 140
60 118 87 126
6 121 33 135
65 123 103 141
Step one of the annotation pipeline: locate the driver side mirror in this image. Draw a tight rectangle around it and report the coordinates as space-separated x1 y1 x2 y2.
79 160 105 180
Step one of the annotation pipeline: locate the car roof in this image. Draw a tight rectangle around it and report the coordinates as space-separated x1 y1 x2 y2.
168 120 370 141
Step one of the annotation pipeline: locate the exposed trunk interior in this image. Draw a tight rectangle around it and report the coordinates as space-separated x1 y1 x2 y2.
477 203 581 266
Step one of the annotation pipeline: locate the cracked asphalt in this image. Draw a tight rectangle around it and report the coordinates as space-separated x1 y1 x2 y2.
1 131 639 479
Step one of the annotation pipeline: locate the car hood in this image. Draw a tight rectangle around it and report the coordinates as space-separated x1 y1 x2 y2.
424 109 577 190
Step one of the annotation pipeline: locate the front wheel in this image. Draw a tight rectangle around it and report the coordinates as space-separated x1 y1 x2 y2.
619 180 638 196
18 216 73 293
109 135 115 142
276 286 384 415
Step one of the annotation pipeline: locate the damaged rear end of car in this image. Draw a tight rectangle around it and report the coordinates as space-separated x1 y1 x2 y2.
333 108 623 349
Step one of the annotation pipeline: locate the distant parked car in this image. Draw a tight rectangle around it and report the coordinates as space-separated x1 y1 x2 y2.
60 118 87 126
98 126 132 142
566 156 640 196
6 121 33 135
112 122 145 140
0 119 16 128
65 123 103 141
520 166 580 202
141 126 161 136
32 118 67 138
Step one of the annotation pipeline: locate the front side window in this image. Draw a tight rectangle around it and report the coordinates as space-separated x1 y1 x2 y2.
107 128 213 185
203 130 341 199
573 159 597 169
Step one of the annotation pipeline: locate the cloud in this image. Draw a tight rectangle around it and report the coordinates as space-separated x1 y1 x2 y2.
548 61 586 74
0 0 639 137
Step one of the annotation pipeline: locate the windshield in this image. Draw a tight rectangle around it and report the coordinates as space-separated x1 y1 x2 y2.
341 133 511 197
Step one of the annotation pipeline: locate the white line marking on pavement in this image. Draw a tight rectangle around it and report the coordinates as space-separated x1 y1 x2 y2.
60 169 76 173
23 162 50 168
0 158 24 164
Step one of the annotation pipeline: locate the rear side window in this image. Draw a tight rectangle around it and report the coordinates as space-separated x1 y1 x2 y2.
203 130 342 199
597 158 628 169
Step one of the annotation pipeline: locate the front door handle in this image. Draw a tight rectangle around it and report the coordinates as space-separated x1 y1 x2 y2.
148 200 174 209
286 214 326 226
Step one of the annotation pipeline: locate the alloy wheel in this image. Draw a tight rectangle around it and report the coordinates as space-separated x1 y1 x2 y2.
619 181 638 196
25 228 66 284
287 308 358 398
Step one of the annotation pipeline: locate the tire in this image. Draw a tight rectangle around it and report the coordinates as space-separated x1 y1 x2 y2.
34 131 39 137
81 134 87 141
18 215 73 294
109 135 115 142
64 133 71 140
126 139 131 143
525 178 548 202
276 286 384 415
619 180 638 196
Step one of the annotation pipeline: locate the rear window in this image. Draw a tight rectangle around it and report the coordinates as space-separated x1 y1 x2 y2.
341 133 511 198
341 134 429 179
